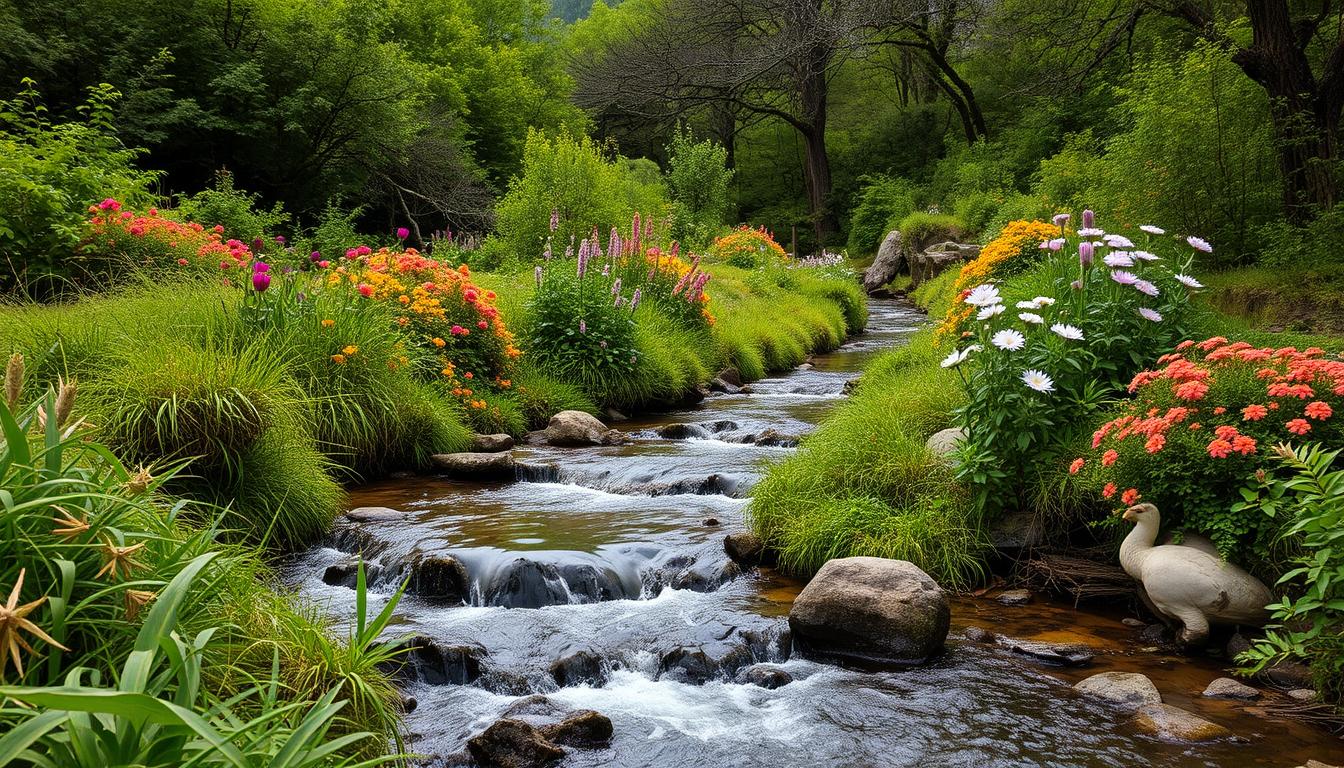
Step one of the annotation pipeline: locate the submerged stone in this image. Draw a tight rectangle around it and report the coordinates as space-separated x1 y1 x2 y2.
431 451 516 481
1133 703 1233 742
466 719 565 768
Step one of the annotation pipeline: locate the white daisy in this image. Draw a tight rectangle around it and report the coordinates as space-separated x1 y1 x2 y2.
1174 273 1204 289
1022 369 1055 393
1019 312 1044 325
1186 235 1213 253
992 329 1026 351
1138 307 1163 322
964 284 1001 307
940 347 972 368
1131 250 1160 261
1051 323 1084 340
977 304 1006 320
1139 225 1165 235
1103 253 1134 268
1033 296 1056 306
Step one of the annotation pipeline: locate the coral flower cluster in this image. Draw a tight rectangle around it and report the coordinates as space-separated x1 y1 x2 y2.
84 200 254 269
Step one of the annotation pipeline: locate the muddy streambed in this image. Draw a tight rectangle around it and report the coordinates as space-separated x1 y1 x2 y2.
286 300 1343 767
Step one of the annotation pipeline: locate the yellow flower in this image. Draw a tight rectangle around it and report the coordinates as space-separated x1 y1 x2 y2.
432 337 446 348
96 538 147 581
0 568 69 679
331 354 347 364
321 318 335 328
342 345 359 356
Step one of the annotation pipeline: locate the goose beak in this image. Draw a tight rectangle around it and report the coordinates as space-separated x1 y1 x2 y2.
1121 508 1138 522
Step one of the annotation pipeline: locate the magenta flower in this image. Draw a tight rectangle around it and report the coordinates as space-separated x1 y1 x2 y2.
611 277 622 296
310 251 322 262
275 235 286 244
253 261 270 273
252 272 271 292
550 210 560 232
396 227 410 239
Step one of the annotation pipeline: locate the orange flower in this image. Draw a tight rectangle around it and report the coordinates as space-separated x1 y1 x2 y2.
1214 425 1239 441
331 354 347 364
1188 422 1202 430
1144 434 1165 454
321 318 335 328
1207 439 1233 459
1241 404 1268 421
1101 450 1119 467
1174 381 1209 400
1286 418 1312 435
1121 488 1141 505
1102 483 1117 499
1232 435 1257 455
1068 458 1085 475
1305 401 1333 420
432 337 446 347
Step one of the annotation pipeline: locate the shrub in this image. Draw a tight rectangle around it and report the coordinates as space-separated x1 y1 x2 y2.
174 170 291 244
1237 443 1344 711
494 130 632 261
953 190 1007 236
0 81 156 297
1077 336 1344 568
666 125 733 249
948 215 1206 513
510 367 599 429
846 176 917 255
708 226 789 269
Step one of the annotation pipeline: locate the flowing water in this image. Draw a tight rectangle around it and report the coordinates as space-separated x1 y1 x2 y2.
287 300 1343 767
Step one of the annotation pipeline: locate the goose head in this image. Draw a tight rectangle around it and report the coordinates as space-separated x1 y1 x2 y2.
1122 502 1159 524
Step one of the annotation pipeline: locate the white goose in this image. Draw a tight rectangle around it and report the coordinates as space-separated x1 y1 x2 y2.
1119 503 1274 645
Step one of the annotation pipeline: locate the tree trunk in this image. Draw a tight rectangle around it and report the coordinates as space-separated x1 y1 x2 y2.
1234 0 1338 221
799 54 836 247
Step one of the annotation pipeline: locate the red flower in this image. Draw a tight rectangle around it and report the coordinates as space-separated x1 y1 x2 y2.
1069 458 1085 475
1207 439 1233 459
1101 450 1119 467
1121 488 1141 505
1287 418 1312 435
1241 404 1268 421
1144 434 1166 453
477 320 488 329
357 283 374 298
1102 483 1117 499
1305 401 1333 420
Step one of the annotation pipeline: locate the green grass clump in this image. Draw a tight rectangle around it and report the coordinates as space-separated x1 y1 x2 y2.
511 366 599 428
749 332 986 586
892 211 967 250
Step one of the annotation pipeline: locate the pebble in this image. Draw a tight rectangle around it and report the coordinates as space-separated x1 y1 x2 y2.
1202 677 1260 700
1287 688 1318 702
995 589 1031 606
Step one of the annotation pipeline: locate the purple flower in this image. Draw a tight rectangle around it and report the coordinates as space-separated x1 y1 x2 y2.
309 251 322 263
1133 279 1159 297
550 210 559 232
1082 209 1095 228
611 277 622 296
1131 250 1160 261
253 261 270 273
577 239 590 278
1078 241 1094 266
1103 253 1133 268
535 265 544 288
1186 235 1213 253
1110 270 1138 286
579 319 587 334
1052 213 1071 227
274 235 286 244
1138 307 1163 322
252 237 264 253
396 227 410 240
544 237 553 261
1103 234 1134 248
602 264 610 277
252 272 271 292
1047 238 1064 251
630 288 641 310
1070 279 1083 291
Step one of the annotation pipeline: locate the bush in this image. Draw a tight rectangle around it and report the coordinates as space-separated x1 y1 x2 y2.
1077 336 1344 569
1238 443 1344 711
846 176 917 255
666 125 734 249
511 367 599 428
708 226 789 268
948 216 1207 514
174 171 291 244
0 81 156 297
494 130 637 262
952 190 1007 236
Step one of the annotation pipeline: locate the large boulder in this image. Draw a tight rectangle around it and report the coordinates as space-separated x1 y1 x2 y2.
430 451 515 481
788 557 949 665
542 411 624 447
539 710 613 748
1073 672 1161 711
466 719 565 768
862 230 905 295
1133 703 1233 742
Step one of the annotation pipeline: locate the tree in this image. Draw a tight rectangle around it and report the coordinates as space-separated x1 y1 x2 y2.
572 0 921 246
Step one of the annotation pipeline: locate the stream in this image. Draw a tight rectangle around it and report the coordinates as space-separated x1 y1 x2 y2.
286 299 1343 767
